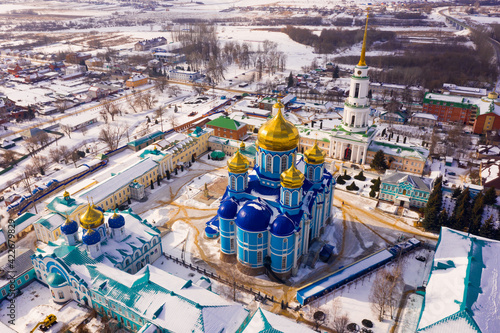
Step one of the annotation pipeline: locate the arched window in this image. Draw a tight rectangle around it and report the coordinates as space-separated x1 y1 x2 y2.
231 176 236 189
281 155 287 173
135 253 139 260
266 155 272 172
284 191 291 206
308 166 314 180
244 176 248 188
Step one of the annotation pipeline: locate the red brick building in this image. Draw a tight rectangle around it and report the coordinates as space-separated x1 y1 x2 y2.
422 92 477 125
472 92 500 134
206 116 248 140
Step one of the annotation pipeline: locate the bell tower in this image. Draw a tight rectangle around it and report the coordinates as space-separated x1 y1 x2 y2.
342 10 371 133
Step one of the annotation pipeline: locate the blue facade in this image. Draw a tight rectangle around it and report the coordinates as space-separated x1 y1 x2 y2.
210 127 335 277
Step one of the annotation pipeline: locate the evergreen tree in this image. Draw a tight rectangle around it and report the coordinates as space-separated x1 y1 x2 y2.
469 194 485 235
369 187 376 198
451 187 471 231
422 176 443 231
287 72 294 88
372 177 381 192
336 176 345 185
370 150 388 172
452 187 462 199
436 209 449 229
479 215 497 239
342 170 351 180
354 170 366 181
333 65 339 79
483 187 497 206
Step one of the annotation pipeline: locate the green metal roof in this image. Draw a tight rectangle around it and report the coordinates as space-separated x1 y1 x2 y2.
128 131 164 147
14 212 36 227
207 116 242 130
47 272 67 287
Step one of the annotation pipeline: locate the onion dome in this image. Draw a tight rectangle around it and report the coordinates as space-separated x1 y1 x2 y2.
47 272 67 288
304 141 325 165
63 190 70 199
488 91 498 100
80 203 104 229
240 141 245 151
108 211 125 229
280 165 305 189
218 198 238 219
270 214 295 237
257 106 299 152
82 228 101 246
227 150 249 174
235 200 271 232
61 216 78 235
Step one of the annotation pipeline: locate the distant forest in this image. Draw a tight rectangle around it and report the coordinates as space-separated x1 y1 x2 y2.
335 40 497 90
282 26 396 54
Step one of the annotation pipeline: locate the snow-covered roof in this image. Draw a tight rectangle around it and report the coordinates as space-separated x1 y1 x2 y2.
13 212 40 235
368 140 429 161
78 157 158 204
480 160 500 186
242 308 315 333
425 93 472 104
417 227 500 332
412 113 438 120
34 213 66 232
382 172 430 192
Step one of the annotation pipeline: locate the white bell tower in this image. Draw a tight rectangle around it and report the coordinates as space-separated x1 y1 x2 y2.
342 11 371 133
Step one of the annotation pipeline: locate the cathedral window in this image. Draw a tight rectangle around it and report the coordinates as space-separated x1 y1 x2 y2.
231 176 236 190
281 155 287 173
308 166 314 180
284 191 290 206
257 251 263 264
266 155 272 172
230 238 235 250
281 256 286 269
58 291 64 299
244 176 248 188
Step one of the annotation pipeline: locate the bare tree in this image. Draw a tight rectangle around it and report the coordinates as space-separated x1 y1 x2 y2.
154 76 169 93
48 147 61 164
59 145 71 164
98 123 127 151
30 155 48 175
1 150 18 166
332 315 349 333
167 85 181 97
55 98 69 113
155 106 166 132
138 92 158 111
369 265 404 321
99 109 109 124
60 124 72 139
168 114 178 129
24 136 39 156
192 82 206 95
126 92 140 113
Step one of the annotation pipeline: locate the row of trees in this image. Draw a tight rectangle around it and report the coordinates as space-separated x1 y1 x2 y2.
423 177 500 240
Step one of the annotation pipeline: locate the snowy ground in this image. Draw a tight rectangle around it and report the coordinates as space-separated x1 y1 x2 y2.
302 247 433 333
0 281 105 333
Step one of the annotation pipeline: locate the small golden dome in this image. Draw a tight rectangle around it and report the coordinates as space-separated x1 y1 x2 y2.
257 107 299 152
488 91 498 100
63 190 70 198
304 141 325 165
80 203 104 229
228 150 249 174
280 165 305 189
273 100 285 109
240 141 245 150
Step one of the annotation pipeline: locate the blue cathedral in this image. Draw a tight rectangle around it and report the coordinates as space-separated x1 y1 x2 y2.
208 102 335 278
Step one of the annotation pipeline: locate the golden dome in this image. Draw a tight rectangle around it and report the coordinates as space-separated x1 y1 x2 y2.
488 91 498 100
80 203 104 229
228 150 249 174
257 107 299 152
240 141 245 150
280 165 305 189
63 190 70 198
304 141 325 165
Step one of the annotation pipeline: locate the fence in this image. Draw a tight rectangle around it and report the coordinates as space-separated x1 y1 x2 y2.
163 253 282 305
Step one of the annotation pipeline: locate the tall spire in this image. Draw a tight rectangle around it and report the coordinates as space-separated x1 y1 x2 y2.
358 9 370 67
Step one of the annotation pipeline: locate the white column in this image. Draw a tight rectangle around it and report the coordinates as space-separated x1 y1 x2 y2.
350 145 355 162
303 221 311 254
356 145 362 164
329 140 334 158
340 142 345 160
362 146 368 165
293 231 299 269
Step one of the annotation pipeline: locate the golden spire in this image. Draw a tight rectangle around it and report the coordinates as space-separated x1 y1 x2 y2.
358 9 370 67
228 149 250 174
257 104 299 152
304 140 325 165
280 164 305 189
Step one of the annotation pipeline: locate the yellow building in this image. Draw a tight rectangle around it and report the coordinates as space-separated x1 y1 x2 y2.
125 74 148 88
